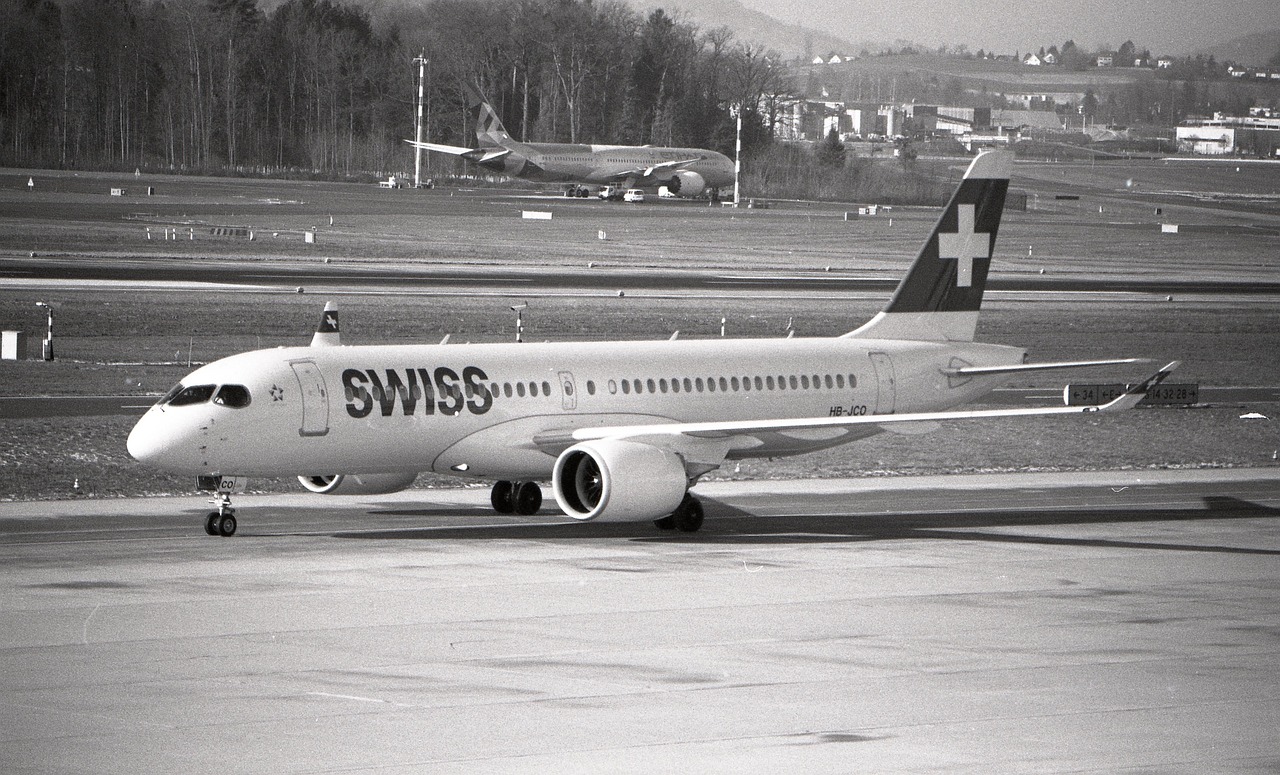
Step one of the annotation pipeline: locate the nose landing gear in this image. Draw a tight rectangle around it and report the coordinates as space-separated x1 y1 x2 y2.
203 491 238 537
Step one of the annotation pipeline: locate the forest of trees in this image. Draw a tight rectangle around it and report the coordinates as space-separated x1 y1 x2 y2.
0 0 795 176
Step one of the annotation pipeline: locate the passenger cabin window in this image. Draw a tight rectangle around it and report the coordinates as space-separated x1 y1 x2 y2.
213 384 251 408
167 384 216 406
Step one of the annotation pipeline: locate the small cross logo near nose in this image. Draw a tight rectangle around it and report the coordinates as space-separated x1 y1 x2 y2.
937 203 991 288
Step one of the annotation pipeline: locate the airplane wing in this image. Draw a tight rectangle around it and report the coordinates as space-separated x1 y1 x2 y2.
605 157 702 181
942 358 1148 377
534 361 1179 457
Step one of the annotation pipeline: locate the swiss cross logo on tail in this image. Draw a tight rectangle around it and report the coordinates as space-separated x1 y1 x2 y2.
937 204 992 288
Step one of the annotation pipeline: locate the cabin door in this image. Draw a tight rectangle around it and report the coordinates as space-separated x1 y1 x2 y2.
290 360 330 437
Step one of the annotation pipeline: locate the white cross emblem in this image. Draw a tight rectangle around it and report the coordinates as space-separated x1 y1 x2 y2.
937 204 991 288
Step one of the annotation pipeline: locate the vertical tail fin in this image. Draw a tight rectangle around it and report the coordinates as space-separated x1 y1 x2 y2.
310 302 340 347
845 150 1012 342
465 84 513 147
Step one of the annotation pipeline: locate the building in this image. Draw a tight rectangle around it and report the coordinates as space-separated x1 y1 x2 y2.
1023 53 1042 66
1096 54 1113 67
1176 112 1280 155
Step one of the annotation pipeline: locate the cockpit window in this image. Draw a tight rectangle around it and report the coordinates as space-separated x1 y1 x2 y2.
213 384 251 408
159 383 184 405
167 384 216 406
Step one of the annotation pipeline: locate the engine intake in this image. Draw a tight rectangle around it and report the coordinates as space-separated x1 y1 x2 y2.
666 170 707 197
298 473 418 495
552 439 687 522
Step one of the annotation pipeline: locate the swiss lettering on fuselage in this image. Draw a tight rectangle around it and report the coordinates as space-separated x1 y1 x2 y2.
343 366 492 418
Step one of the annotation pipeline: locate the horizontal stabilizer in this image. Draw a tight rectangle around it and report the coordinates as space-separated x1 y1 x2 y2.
404 139 477 156
462 147 512 164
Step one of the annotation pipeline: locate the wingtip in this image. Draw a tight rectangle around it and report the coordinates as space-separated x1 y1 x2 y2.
1096 360 1180 411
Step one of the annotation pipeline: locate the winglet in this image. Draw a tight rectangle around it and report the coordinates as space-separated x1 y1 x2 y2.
310 302 341 347
1095 361 1180 412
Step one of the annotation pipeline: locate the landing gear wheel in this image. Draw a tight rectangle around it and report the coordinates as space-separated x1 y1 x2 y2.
653 515 676 530
671 494 704 533
216 514 237 536
513 481 543 516
205 489 237 537
490 480 515 514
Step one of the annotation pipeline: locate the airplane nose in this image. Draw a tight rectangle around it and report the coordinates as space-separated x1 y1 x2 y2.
126 411 167 465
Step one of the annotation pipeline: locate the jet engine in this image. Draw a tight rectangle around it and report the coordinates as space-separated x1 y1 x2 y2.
298 473 418 495
665 170 707 197
552 439 687 522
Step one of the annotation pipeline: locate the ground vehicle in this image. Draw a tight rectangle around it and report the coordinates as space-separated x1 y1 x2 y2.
622 189 645 203
597 186 624 201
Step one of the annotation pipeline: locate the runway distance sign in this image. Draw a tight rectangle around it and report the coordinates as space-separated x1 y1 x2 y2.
1065 383 1199 407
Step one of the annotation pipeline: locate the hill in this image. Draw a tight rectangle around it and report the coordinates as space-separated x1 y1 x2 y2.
1193 27 1280 68
625 0 865 59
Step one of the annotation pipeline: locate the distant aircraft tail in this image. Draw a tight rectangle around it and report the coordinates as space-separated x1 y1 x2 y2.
845 150 1012 342
310 301 340 347
465 84 514 148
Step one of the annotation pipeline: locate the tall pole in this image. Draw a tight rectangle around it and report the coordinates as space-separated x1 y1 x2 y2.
413 53 427 188
35 302 53 361
734 110 742 207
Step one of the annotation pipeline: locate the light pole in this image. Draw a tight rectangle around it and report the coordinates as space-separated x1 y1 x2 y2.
35 301 53 360
510 303 527 343
413 53 428 188
733 105 742 207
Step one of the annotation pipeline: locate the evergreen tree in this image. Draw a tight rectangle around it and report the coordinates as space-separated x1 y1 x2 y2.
816 125 845 168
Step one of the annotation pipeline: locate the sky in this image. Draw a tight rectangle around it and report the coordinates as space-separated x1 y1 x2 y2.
734 0 1280 55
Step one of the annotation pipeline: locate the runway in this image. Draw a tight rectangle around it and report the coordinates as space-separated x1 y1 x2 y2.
2 468 1277 773
4 255 1280 296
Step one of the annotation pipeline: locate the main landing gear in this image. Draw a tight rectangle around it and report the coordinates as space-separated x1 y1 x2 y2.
653 493 704 533
204 491 238 537
490 480 543 516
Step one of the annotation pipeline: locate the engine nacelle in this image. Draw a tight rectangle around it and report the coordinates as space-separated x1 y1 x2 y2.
298 473 418 495
553 440 688 522
665 170 707 197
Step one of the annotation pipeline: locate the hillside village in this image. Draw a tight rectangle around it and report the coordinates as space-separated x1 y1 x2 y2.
787 45 1280 158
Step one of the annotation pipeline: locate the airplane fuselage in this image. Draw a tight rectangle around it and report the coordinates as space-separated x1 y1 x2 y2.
128 336 1023 480
481 140 735 192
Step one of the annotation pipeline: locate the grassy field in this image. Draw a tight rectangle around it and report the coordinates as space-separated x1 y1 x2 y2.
0 161 1277 502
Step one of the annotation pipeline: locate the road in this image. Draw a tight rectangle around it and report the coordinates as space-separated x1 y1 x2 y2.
1 469 1277 773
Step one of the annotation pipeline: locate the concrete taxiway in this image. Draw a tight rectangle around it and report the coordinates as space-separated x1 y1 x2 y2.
1 468 1278 773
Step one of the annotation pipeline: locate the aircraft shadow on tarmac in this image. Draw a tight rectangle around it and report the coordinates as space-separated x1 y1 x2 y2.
334 495 1280 556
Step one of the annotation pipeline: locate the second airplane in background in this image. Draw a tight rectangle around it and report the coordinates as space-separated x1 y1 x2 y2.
406 86 735 199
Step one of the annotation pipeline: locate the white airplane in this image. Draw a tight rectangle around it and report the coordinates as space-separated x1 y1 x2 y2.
127 150 1176 536
405 85 735 198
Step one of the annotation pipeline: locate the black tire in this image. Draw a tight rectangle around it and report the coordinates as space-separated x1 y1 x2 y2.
672 495 704 533
204 512 220 536
514 481 543 515
491 480 516 514
653 515 676 530
217 514 237 537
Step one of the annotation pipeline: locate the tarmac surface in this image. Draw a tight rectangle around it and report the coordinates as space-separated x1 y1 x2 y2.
2 468 1278 773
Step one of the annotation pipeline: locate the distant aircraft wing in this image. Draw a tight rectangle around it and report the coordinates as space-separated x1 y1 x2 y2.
534 361 1179 459
605 157 702 182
